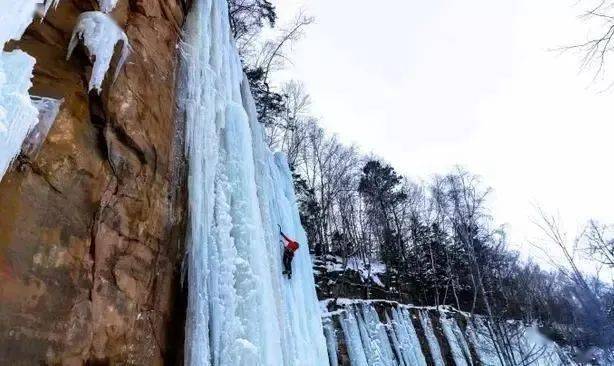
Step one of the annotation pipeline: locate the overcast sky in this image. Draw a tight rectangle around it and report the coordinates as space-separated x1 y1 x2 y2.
272 0 613 273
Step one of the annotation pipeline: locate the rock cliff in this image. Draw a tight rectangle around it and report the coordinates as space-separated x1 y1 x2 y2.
0 1 189 364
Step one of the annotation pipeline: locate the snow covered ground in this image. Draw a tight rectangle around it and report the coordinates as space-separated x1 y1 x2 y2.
179 0 328 365
314 255 387 287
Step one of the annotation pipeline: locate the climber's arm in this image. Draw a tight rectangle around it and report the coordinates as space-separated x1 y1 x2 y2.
280 230 292 243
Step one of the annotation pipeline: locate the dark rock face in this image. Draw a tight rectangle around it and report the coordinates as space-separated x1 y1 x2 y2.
0 1 188 364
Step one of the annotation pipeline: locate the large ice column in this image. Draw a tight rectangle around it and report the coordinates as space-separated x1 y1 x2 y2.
322 317 339 366
388 308 427 366
357 304 397 365
340 307 370 366
439 311 472 366
179 0 328 365
0 0 56 180
419 310 445 366
334 303 433 366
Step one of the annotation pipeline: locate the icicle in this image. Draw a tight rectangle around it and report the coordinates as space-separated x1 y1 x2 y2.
97 0 118 13
419 310 445 366
388 308 428 366
439 311 472 366
323 317 339 366
340 307 369 366
67 11 131 93
41 0 60 16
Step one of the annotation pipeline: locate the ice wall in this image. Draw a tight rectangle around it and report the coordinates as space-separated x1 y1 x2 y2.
179 0 328 365
324 302 573 366
333 303 429 366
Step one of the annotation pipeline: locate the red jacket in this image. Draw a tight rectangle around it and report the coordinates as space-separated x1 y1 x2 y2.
281 231 300 252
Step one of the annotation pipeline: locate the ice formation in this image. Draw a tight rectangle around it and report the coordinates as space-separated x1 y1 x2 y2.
21 97 62 158
0 0 60 180
439 311 472 366
388 307 427 366
97 0 118 13
334 303 430 366
67 11 130 93
324 302 574 366
323 318 339 366
179 0 328 364
419 310 446 366
0 51 38 178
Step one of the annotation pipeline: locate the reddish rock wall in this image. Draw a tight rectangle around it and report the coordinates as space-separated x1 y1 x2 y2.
0 1 189 364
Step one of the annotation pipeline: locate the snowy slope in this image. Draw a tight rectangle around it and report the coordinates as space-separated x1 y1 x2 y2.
179 0 328 365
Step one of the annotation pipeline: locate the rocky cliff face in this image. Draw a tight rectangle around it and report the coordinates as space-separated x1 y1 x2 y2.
0 1 189 364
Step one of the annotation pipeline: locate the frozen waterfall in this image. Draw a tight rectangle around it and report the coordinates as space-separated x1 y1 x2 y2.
178 0 328 365
324 301 574 366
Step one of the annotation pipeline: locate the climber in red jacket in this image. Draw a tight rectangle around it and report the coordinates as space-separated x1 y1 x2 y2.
279 225 299 279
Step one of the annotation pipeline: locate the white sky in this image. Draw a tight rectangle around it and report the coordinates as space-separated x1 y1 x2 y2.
272 0 614 274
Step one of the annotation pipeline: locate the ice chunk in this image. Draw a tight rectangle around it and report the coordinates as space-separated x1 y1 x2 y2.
0 0 65 182
97 0 118 13
0 50 38 179
21 96 62 158
67 11 130 93
0 1 39 42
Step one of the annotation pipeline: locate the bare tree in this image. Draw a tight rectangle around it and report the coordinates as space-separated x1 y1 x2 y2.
565 0 614 83
581 219 614 268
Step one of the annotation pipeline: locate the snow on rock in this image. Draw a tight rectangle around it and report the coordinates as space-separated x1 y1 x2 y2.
179 0 328 364
67 11 130 93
